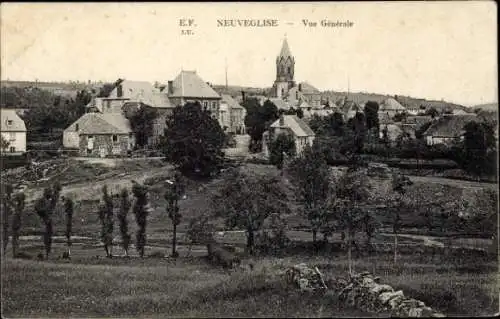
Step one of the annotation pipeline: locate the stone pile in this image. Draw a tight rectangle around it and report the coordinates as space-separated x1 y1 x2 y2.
284 264 445 318
285 263 328 291
337 272 445 317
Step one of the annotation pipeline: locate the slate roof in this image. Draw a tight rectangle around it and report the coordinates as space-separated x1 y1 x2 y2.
380 98 406 111
298 82 320 94
268 98 291 111
169 71 221 99
278 38 292 59
65 113 132 135
423 114 477 138
270 115 315 137
1 109 26 132
221 94 243 109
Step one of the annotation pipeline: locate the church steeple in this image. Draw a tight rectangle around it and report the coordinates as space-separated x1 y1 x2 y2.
273 37 296 98
279 37 292 59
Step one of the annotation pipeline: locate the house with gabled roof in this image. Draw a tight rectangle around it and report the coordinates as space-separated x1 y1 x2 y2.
1 108 27 154
63 112 135 157
165 70 222 121
262 114 315 157
220 94 247 134
422 114 477 146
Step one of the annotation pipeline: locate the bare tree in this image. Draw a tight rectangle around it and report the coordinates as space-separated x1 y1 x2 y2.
1 183 13 256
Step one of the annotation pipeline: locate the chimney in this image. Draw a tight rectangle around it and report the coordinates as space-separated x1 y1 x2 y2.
167 81 174 95
241 90 246 101
206 82 211 87
279 114 285 126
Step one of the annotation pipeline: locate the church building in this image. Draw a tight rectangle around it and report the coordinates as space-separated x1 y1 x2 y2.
271 38 324 113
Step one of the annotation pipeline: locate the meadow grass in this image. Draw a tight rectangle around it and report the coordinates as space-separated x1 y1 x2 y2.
2 250 498 317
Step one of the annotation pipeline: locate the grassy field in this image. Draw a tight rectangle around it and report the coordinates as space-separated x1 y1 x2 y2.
2 251 498 317
2 158 498 317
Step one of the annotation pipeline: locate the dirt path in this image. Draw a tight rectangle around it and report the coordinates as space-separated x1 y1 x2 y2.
24 165 173 203
406 175 497 190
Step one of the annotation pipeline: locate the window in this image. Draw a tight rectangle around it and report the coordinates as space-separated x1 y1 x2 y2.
9 146 15 153
88 135 93 139
7 120 13 126
75 124 79 131
287 66 291 74
9 132 15 141
112 135 118 142
212 101 217 108
203 101 208 108
129 132 133 138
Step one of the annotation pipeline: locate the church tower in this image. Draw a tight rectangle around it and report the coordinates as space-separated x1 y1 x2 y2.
273 37 296 98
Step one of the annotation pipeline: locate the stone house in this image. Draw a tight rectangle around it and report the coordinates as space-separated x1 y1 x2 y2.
0 108 27 154
165 70 222 121
219 94 246 134
63 112 135 157
422 114 477 146
378 98 406 123
262 114 315 157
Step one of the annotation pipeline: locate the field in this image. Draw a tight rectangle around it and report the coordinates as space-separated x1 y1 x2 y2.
1 158 499 317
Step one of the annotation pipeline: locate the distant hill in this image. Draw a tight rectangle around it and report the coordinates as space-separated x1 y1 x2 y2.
1 80 103 98
322 90 469 113
211 85 272 98
473 103 498 113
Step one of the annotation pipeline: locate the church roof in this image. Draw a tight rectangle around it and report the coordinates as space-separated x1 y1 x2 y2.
279 38 292 59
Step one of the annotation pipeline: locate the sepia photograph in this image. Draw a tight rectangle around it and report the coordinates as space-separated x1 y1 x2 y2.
1 1 498 318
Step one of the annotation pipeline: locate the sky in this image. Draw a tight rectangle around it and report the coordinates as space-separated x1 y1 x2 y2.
1 2 497 107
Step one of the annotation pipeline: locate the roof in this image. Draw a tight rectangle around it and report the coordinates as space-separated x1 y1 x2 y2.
268 98 291 111
65 112 132 135
278 38 292 59
169 71 221 99
423 114 477 138
221 94 244 109
107 80 171 108
404 115 433 128
380 98 406 111
270 115 315 137
1 109 26 132
298 82 320 95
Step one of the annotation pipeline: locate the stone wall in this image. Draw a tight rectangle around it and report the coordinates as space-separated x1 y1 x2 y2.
284 263 445 318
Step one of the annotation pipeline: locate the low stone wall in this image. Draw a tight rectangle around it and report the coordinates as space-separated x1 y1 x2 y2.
284 263 445 318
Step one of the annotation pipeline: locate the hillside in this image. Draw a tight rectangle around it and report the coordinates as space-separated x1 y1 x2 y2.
1 80 102 99
473 103 498 113
323 90 468 112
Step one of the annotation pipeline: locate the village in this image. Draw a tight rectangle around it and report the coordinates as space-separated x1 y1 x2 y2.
1 34 499 319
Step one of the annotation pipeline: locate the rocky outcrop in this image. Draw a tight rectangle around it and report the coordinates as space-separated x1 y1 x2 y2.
284 264 445 317
285 263 328 291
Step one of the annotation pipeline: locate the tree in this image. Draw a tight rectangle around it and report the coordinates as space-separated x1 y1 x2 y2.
186 214 215 257
459 121 496 177
244 99 279 152
98 185 114 257
161 102 225 178
287 145 333 246
364 101 380 135
210 169 290 255
1 135 9 153
425 107 439 119
132 181 149 258
388 173 412 263
11 191 25 258
129 105 159 148
269 132 296 170
62 196 74 258
118 188 132 257
34 184 59 259
1 183 13 256
335 168 372 274
165 172 185 258
98 82 117 97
